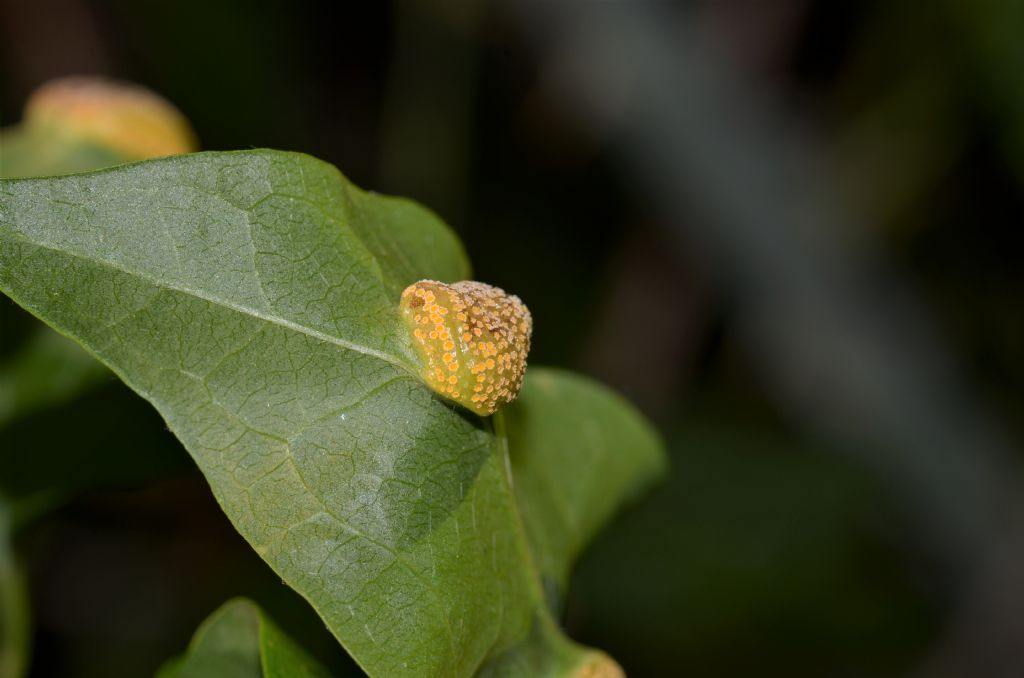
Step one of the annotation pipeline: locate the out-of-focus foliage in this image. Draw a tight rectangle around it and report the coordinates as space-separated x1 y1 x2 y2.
0 76 200 442
0 76 196 179
0 502 29 678
0 76 203 678
1 0 1023 676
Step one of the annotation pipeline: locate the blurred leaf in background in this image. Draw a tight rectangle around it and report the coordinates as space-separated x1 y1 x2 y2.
0 75 201 533
0 75 198 439
0 76 200 678
0 76 196 179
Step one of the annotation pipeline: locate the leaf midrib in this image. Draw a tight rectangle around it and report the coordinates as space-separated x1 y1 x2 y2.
0 228 418 376
0 225 493 674
0 169 581 676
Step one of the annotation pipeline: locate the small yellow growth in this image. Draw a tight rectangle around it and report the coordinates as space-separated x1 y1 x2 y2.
399 280 532 416
570 652 626 678
24 77 197 159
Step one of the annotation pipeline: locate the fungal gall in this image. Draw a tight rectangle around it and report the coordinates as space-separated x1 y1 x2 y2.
400 280 532 416
24 77 197 159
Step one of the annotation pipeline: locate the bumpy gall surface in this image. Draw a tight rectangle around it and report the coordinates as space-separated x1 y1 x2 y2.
400 280 532 416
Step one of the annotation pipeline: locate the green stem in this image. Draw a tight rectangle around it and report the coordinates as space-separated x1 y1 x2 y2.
0 503 30 678
486 412 618 677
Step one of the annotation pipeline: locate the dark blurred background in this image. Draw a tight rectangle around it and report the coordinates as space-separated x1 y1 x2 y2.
3 1 1024 676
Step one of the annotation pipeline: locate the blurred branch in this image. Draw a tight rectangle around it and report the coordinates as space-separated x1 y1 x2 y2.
505 2 1024 675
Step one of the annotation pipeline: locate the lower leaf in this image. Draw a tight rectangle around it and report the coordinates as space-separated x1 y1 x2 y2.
156 598 332 678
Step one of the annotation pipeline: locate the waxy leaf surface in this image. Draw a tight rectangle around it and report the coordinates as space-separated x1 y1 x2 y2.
0 150 665 677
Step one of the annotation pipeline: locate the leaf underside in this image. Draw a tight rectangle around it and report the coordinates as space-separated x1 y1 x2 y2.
505 369 667 609
0 150 665 677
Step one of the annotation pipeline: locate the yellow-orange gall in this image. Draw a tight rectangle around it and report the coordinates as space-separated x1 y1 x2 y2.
399 280 532 416
24 77 197 159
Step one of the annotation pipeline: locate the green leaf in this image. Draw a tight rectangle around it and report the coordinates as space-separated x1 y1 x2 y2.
0 77 196 431
0 126 134 180
156 598 332 678
0 150 660 677
0 324 110 428
0 379 192 530
503 368 667 608
0 107 133 433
